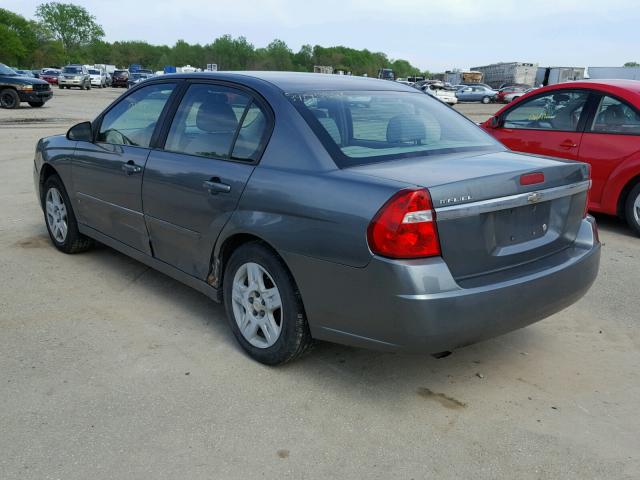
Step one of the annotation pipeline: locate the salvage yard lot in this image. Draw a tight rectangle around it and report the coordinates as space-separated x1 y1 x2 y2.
1 88 639 479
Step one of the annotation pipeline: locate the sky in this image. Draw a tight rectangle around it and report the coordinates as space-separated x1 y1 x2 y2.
5 0 640 71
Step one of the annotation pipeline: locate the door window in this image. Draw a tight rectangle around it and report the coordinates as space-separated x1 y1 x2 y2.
590 95 640 134
97 83 176 147
503 90 589 131
164 84 268 161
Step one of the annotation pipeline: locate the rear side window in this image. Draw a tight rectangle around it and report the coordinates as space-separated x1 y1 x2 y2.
591 96 640 135
97 83 176 147
503 90 589 131
287 90 499 167
164 84 268 161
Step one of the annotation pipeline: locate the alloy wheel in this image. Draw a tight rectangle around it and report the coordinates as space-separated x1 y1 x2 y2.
45 187 68 243
231 262 283 348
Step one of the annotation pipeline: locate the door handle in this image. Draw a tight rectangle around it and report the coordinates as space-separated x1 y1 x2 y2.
559 140 578 149
121 161 142 175
203 178 231 194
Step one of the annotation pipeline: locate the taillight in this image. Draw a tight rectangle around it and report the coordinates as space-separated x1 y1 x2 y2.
367 188 441 259
584 165 592 218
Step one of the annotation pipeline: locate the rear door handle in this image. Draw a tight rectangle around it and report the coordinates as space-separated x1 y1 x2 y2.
559 140 578 149
203 178 231 194
121 161 142 175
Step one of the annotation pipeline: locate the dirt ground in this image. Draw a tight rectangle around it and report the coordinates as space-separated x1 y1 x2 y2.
1 87 639 479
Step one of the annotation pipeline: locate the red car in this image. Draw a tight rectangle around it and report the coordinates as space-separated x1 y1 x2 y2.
495 85 529 103
482 80 640 235
40 69 60 85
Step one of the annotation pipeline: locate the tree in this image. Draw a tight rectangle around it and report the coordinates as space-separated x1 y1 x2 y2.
0 8 38 65
35 2 104 54
624 62 640 67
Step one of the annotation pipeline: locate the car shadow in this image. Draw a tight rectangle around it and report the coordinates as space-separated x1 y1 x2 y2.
591 213 637 239
73 235 551 404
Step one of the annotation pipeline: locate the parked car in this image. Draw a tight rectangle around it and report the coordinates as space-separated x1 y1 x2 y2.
13 69 37 78
127 72 152 88
422 83 458 105
0 63 52 109
40 69 61 85
111 69 129 88
460 82 494 90
481 79 640 235
503 88 534 103
88 68 107 88
33 72 600 364
496 86 529 103
59 64 91 90
455 85 497 103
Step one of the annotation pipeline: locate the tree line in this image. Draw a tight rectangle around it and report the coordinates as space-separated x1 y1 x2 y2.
0 3 430 77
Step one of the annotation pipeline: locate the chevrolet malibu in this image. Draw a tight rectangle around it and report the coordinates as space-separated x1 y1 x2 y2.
33 72 600 365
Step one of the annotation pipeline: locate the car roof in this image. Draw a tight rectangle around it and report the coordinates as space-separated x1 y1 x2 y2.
158 71 418 93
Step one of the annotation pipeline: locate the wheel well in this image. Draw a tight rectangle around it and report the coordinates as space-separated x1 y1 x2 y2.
617 174 640 217
39 164 59 204
210 233 294 294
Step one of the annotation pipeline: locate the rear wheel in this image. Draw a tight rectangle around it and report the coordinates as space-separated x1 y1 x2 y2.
0 88 20 109
624 183 640 236
43 175 94 254
223 243 312 365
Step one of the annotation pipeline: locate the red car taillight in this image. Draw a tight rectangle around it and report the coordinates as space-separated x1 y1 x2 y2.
367 188 441 259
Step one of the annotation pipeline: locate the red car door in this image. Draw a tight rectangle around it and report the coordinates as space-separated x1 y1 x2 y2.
577 94 640 214
488 89 591 161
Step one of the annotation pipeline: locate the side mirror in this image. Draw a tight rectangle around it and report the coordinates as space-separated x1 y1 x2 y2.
489 116 503 129
67 121 93 142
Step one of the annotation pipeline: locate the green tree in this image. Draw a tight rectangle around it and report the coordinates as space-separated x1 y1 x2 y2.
624 61 640 67
35 2 104 55
0 8 38 65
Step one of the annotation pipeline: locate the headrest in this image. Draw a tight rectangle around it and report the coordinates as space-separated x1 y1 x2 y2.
386 114 426 143
196 96 238 133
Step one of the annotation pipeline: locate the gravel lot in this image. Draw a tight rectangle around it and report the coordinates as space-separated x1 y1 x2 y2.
1 88 639 479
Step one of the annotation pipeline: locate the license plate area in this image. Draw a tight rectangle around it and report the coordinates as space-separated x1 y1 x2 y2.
494 203 550 246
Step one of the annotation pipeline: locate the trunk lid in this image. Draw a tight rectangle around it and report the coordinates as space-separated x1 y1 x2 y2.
351 150 590 282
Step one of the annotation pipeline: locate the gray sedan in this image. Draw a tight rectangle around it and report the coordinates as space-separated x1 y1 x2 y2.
33 72 600 364
456 84 498 103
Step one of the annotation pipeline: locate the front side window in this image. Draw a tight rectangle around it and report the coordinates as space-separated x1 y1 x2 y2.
97 83 176 147
287 90 500 167
503 90 589 131
591 95 640 135
164 84 268 161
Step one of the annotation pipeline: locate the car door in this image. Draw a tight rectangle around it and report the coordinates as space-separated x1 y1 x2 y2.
490 89 592 160
457 87 472 101
577 93 640 209
142 82 272 279
72 82 178 254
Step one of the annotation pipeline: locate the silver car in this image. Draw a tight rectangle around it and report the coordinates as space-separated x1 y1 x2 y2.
58 65 91 90
456 84 497 103
33 72 600 364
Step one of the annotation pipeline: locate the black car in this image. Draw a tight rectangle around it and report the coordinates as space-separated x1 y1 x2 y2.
111 70 129 88
0 63 52 109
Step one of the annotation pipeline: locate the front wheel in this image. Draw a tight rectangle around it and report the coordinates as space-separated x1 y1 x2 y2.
223 243 312 365
0 88 20 109
42 175 95 254
482 96 491 104
625 183 640 236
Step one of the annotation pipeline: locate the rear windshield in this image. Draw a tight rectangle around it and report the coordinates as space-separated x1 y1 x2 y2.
63 66 82 74
287 90 501 167
114 70 128 75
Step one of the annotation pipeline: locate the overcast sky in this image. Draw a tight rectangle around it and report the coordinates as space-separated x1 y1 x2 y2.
6 0 639 71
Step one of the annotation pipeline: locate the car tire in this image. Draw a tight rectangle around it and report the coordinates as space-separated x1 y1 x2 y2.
482 96 491 104
58 85 63 90
0 88 20 109
42 175 95 254
28 101 45 108
624 183 640 236
223 242 313 365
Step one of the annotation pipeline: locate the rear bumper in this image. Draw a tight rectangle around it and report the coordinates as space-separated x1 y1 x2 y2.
285 216 600 353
